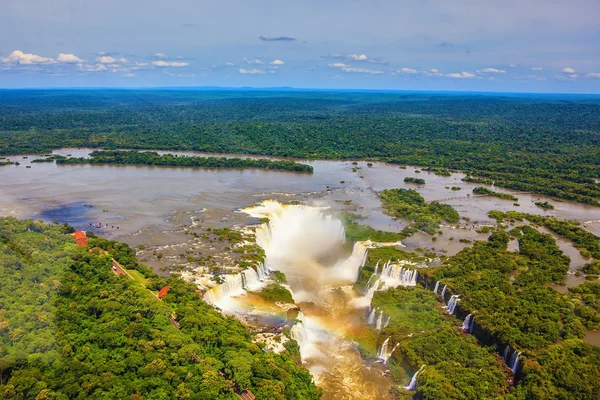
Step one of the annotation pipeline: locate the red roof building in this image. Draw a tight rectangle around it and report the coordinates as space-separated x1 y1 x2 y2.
158 286 171 299
74 231 88 247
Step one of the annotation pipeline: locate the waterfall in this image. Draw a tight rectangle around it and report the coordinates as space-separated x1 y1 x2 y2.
445 295 460 315
461 313 474 333
375 310 384 330
384 315 391 329
367 307 377 325
403 365 426 391
203 267 267 307
256 262 270 281
350 259 418 308
440 285 447 298
508 351 522 374
377 337 399 362
290 312 313 362
433 280 440 294
503 345 510 363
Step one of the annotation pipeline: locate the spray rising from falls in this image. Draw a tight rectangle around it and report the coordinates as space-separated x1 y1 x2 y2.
445 295 460 315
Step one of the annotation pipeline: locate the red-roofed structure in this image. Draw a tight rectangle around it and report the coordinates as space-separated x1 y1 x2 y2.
158 286 171 299
74 231 88 247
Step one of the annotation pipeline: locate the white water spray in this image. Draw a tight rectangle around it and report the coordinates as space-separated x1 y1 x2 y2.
433 280 440 294
461 313 474 333
445 295 460 315
377 337 400 363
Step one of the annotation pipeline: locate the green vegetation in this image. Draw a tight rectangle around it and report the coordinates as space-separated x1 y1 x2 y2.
251 283 294 304
404 177 426 185
534 201 555 210
450 186 461 191
57 150 314 173
0 217 321 399
355 246 426 291
342 212 406 242
423 167 452 176
380 188 459 234
472 186 519 201
489 210 600 259
1 90 599 205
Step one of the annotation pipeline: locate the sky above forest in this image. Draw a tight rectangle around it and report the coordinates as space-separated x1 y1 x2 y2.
2 0 600 93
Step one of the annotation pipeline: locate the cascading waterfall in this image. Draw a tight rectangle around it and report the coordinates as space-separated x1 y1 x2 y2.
256 262 270 281
461 313 474 333
351 260 418 308
203 267 267 308
508 351 522 374
375 310 384 330
445 295 460 315
503 345 510 363
367 307 377 325
441 285 447 298
377 337 400 363
403 365 426 391
384 315 391 329
433 280 440 294
290 312 315 362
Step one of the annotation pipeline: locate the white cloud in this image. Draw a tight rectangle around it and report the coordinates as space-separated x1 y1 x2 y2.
239 68 265 74
1 50 55 64
152 60 190 67
447 71 476 79
77 63 107 72
509 64 517 68
57 53 83 63
587 73 600 78
123 72 135 77
430 68 439 73
154 53 167 59
531 67 543 71
476 68 506 74
562 67 576 73
245 58 264 64
270 59 285 65
340 67 383 74
347 54 368 61
568 74 578 79
97 56 117 64
328 63 348 68
400 67 418 74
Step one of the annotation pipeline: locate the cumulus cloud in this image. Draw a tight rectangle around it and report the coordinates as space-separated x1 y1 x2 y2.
270 59 285 65
562 67 576 73
347 54 368 61
97 56 117 64
476 68 506 74
1 50 55 64
239 68 265 74
328 62 383 74
447 71 476 79
245 58 264 65
587 73 600 78
152 60 189 67
77 63 107 72
259 35 296 41
531 67 543 71
400 67 418 74
154 53 167 59
57 53 83 63
328 63 348 68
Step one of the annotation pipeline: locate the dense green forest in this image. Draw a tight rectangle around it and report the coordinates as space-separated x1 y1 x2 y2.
380 188 460 235
0 217 321 400
55 150 313 172
359 225 600 399
1 90 599 205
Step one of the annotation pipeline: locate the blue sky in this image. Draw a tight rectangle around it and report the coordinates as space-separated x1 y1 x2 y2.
2 0 600 93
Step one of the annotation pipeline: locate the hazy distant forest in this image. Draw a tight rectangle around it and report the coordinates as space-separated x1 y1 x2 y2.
1 90 600 205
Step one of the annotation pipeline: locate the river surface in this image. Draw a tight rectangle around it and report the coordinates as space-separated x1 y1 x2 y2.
2 148 600 397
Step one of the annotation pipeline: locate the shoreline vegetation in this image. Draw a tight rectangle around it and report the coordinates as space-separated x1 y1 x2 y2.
55 150 314 173
0 217 321 399
1 90 599 205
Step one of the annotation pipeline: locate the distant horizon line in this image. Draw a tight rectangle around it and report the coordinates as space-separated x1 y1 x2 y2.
1 86 599 96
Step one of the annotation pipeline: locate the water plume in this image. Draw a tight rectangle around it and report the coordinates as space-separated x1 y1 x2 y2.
377 337 399 362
